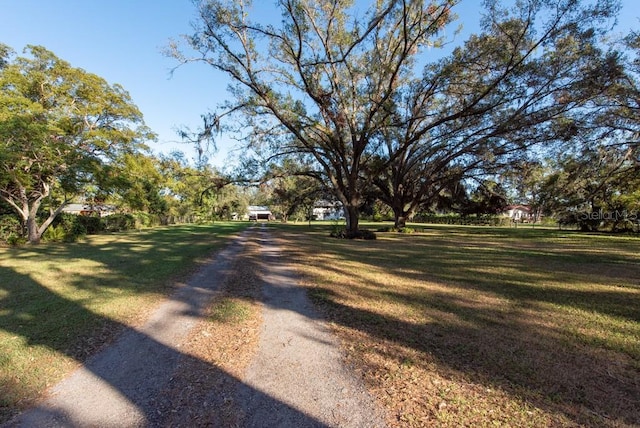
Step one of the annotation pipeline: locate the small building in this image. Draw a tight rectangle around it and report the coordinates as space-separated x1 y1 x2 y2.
503 205 534 222
312 200 344 221
247 205 273 221
62 203 116 217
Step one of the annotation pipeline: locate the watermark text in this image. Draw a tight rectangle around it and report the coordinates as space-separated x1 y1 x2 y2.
578 210 638 221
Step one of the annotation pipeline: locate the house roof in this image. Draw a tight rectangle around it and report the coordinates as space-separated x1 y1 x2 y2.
314 200 342 208
247 205 272 213
62 203 115 212
505 204 531 212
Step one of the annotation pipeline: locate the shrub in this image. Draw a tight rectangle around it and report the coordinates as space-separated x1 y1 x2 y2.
330 220 344 237
43 225 66 243
134 212 150 228
52 213 87 242
77 215 103 234
0 215 22 245
376 226 417 233
102 214 136 232
330 228 377 240
133 212 161 228
329 227 346 238
6 234 26 247
414 214 509 227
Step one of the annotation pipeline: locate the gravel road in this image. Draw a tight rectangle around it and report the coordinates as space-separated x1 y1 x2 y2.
234 225 386 427
5 224 386 427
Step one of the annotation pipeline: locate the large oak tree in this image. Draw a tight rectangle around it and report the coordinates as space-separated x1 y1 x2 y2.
372 0 624 227
176 0 624 234
174 0 455 235
0 45 153 243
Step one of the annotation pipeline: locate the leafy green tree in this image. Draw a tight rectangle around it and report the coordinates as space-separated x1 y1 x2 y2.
426 178 470 214
173 0 456 236
370 147 466 228
266 158 326 222
500 160 555 223
462 179 508 216
0 43 12 69
0 45 153 243
541 146 639 231
533 22 640 231
175 0 623 237
373 0 623 228
106 152 169 217
156 151 246 223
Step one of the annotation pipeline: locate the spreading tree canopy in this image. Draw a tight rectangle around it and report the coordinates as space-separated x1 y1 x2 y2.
175 0 625 234
174 0 456 235
374 0 624 227
0 45 153 243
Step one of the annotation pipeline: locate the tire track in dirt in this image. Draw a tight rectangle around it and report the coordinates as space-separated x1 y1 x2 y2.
5 224 386 427
233 224 387 427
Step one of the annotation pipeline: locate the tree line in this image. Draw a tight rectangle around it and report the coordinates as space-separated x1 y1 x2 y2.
172 0 639 235
2 0 639 244
0 44 251 244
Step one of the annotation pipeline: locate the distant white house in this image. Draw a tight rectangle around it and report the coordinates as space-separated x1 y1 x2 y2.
312 200 344 221
247 205 273 221
503 205 534 222
61 203 116 217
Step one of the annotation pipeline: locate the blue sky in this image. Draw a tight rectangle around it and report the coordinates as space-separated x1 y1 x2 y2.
1 1 638 168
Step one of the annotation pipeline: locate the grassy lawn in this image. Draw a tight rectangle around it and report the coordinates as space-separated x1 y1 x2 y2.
272 222 640 427
0 222 250 422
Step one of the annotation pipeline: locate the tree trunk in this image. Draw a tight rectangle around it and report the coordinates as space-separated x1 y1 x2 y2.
26 216 41 244
0 186 43 244
392 203 413 229
394 213 408 228
343 204 360 234
21 182 66 244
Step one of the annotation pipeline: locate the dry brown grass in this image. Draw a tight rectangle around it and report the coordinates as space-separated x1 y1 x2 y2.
157 238 263 427
272 223 640 427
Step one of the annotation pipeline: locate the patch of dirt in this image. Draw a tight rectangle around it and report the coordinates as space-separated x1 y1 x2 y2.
156 239 263 427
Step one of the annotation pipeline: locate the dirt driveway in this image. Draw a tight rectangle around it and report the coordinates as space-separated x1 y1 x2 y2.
5 224 386 427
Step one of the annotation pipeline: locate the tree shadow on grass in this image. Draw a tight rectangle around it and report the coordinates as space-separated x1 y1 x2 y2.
0 231 330 427
272 227 640 426
305 286 640 426
301 229 640 324
6 224 249 297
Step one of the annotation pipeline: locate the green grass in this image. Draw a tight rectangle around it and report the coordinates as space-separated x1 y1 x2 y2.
271 222 640 427
0 222 250 422
209 298 252 324
2 220 638 425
